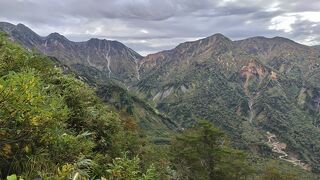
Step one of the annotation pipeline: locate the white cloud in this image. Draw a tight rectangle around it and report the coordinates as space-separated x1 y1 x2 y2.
140 29 149 34
269 11 320 33
269 15 297 32
295 11 320 22
265 2 281 12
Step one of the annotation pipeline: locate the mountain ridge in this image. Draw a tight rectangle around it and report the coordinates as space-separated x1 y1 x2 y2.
135 29 320 172
1 22 320 173
1 22 315 59
0 22 143 84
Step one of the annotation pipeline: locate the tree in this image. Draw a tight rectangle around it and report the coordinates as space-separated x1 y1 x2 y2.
106 152 156 180
259 166 298 180
0 32 146 179
171 120 253 179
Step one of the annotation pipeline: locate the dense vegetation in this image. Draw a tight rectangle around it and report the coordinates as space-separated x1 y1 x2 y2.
0 32 318 179
136 36 320 173
71 63 177 141
0 32 155 179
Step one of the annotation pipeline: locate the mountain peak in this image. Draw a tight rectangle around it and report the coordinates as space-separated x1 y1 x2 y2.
173 33 233 57
271 36 298 44
15 23 38 35
46 32 69 42
206 33 232 44
237 36 298 45
207 33 230 40
87 38 130 51
0 22 143 82
47 32 63 37
0 22 35 35
0 22 16 31
234 35 307 54
88 37 106 42
16 23 28 29
0 22 42 47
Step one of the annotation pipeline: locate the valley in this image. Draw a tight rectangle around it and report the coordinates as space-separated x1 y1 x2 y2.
1 22 320 179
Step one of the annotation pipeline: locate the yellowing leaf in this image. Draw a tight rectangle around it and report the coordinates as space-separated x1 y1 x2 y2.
24 145 30 153
31 117 40 126
2 144 12 156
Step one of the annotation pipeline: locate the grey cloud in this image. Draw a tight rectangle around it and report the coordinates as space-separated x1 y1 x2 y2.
0 0 320 55
290 20 320 45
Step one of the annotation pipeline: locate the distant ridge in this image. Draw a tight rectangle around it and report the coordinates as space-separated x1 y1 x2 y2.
0 22 143 83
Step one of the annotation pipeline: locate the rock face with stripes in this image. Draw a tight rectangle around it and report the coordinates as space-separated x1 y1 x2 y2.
0 22 142 83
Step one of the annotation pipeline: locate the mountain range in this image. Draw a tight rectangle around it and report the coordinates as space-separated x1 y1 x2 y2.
1 22 319 172
0 22 142 84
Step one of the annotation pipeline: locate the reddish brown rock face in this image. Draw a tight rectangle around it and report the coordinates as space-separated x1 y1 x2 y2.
240 61 266 91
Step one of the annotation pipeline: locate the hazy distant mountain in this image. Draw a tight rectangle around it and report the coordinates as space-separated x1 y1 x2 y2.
0 22 142 83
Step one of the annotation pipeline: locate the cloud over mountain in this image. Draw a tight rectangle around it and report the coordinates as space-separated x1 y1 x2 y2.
1 0 319 55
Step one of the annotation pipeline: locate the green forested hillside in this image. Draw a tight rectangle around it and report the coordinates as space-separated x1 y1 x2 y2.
0 31 318 179
137 35 320 173
67 62 178 141
1 23 319 174
0 32 156 179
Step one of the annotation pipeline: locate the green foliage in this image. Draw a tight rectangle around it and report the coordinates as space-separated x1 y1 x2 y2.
0 70 71 176
6 174 25 180
139 144 176 179
137 45 320 173
258 166 298 180
0 31 143 179
96 81 177 138
251 158 319 180
6 174 17 180
0 29 318 179
171 120 254 179
106 152 156 180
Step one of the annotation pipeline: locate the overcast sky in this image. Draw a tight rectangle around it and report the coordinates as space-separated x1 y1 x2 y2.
0 0 320 55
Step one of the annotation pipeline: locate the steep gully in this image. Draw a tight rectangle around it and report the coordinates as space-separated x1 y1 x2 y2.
241 62 277 123
241 62 261 123
105 43 112 78
128 51 140 81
